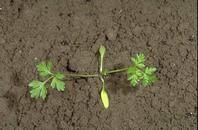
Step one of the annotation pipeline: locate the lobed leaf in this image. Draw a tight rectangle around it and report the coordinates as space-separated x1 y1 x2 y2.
144 67 157 75
29 80 47 99
142 73 157 86
127 67 143 87
128 53 157 87
131 53 145 68
51 77 65 91
128 75 138 87
127 67 143 76
36 61 53 77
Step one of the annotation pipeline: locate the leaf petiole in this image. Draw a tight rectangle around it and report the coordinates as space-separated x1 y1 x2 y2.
64 73 99 78
105 67 128 75
43 74 99 85
44 76 54 84
63 67 129 78
42 69 129 83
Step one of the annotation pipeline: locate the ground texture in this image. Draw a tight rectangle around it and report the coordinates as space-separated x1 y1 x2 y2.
0 0 197 130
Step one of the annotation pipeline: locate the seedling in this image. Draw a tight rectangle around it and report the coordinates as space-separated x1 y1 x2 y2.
29 45 157 109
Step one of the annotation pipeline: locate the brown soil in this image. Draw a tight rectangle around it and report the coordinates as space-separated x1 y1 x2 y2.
0 0 197 130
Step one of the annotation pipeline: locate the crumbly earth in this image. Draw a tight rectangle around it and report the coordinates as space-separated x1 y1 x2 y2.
0 0 197 130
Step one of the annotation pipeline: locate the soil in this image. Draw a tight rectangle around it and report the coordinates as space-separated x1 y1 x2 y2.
0 0 197 130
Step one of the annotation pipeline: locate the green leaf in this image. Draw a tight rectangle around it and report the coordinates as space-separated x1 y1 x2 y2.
51 77 65 91
127 66 137 74
36 61 53 77
128 75 139 87
128 54 158 87
127 67 143 87
142 67 157 86
144 67 157 75
142 74 157 86
29 80 47 99
127 67 143 77
131 53 145 68
100 88 109 109
55 72 65 80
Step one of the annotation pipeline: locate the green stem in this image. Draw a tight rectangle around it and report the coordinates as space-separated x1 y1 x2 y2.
99 76 105 90
64 73 99 78
64 67 128 79
44 76 53 84
106 67 128 74
44 67 128 81
100 59 103 73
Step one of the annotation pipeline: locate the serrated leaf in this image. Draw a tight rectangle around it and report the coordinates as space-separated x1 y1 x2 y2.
131 53 145 68
128 67 142 75
136 53 145 62
128 53 158 87
142 74 157 86
36 61 53 77
55 72 65 80
128 75 138 87
51 78 65 91
144 67 157 75
101 88 109 109
127 66 143 87
142 66 157 86
29 80 47 99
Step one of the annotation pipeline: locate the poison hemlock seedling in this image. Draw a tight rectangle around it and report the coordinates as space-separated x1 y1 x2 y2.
29 45 158 109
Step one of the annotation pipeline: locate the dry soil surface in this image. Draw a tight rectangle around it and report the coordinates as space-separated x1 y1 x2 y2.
0 0 197 130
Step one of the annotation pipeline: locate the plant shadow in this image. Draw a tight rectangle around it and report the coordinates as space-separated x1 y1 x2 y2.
106 73 138 95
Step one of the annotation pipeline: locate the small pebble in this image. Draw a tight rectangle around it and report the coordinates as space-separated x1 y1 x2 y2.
190 112 193 115
186 112 193 117
34 57 38 60
171 63 176 67
189 34 196 42
19 50 22 53
191 35 195 38
0 8 2 10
